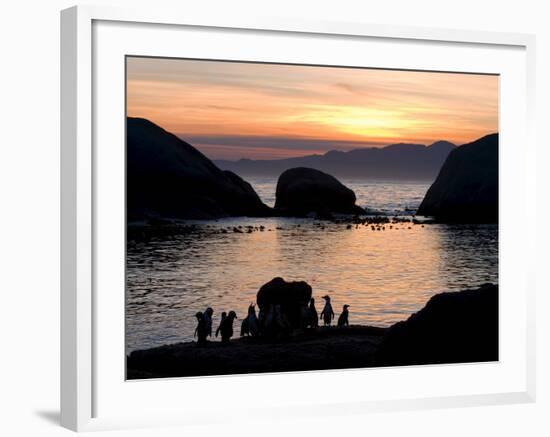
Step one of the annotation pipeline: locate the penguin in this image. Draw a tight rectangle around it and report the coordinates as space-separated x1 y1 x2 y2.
247 304 261 336
215 311 227 338
274 304 291 331
194 311 207 345
241 303 260 337
308 298 319 328
261 304 276 337
337 304 350 327
220 310 237 343
240 314 249 337
194 311 203 338
203 307 214 338
320 295 335 326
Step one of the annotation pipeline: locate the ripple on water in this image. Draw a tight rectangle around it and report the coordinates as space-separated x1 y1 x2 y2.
126 218 498 352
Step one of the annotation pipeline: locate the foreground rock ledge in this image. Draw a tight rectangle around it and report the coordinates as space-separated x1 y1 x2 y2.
127 326 386 379
375 283 498 366
127 284 498 379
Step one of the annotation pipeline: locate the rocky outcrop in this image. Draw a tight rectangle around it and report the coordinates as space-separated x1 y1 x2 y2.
417 133 498 223
256 277 312 338
274 167 366 217
127 117 272 220
375 284 498 366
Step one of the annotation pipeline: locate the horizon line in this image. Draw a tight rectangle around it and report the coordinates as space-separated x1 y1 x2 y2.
177 131 499 162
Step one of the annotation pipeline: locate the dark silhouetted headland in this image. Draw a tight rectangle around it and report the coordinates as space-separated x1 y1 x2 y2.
417 133 498 223
127 117 272 221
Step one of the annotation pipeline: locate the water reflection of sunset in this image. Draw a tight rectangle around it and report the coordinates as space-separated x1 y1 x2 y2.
126 220 498 351
126 57 498 160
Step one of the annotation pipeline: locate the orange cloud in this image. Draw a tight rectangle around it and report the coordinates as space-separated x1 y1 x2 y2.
127 57 498 160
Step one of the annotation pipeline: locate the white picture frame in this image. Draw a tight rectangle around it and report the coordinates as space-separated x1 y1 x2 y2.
60 5 536 432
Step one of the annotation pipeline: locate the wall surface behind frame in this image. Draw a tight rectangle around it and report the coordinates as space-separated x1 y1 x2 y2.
0 0 547 436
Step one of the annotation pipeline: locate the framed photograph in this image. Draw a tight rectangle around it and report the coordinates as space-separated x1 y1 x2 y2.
61 5 536 431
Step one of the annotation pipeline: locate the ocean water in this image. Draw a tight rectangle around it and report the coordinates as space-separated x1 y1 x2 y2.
126 178 498 352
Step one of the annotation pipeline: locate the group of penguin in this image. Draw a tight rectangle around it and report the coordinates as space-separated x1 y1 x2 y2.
308 295 350 329
193 295 350 345
193 308 237 345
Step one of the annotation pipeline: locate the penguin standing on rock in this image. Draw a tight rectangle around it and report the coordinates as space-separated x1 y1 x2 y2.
220 311 237 343
215 312 227 338
203 307 214 338
194 312 207 345
320 295 335 326
337 305 350 327
308 298 318 328
241 304 260 337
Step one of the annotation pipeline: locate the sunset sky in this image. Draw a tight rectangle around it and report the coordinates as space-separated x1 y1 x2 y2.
126 57 498 160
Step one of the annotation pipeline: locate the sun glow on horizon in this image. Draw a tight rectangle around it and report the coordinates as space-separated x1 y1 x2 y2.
127 57 498 160
289 105 425 140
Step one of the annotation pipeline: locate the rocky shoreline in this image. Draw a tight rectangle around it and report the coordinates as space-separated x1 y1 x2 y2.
127 284 498 379
127 214 426 242
127 325 386 379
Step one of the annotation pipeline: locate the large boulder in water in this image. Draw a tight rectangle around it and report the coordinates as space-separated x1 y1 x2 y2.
274 167 366 217
127 117 272 220
256 277 312 338
375 284 498 366
416 133 498 223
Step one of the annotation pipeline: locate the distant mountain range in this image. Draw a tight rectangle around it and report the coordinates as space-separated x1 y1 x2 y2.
214 141 457 181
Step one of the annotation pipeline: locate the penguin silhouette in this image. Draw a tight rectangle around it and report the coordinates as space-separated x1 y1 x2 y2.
215 311 227 338
194 311 207 345
337 304 350 327
308 298 319 328
220 311 237 343
249 305 261 336
240 311 249 337
203 307 214 338
241 304 260 337
320 295 335 326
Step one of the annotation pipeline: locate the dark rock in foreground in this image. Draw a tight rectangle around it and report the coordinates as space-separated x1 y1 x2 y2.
126 284 498 379
275 167 366 217
256 277 312 338
127 326 386 379
375 284 498 366
417 133 498 223
127 117 272 220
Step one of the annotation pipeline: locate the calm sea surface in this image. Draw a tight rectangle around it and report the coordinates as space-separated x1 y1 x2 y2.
126 178 498 352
